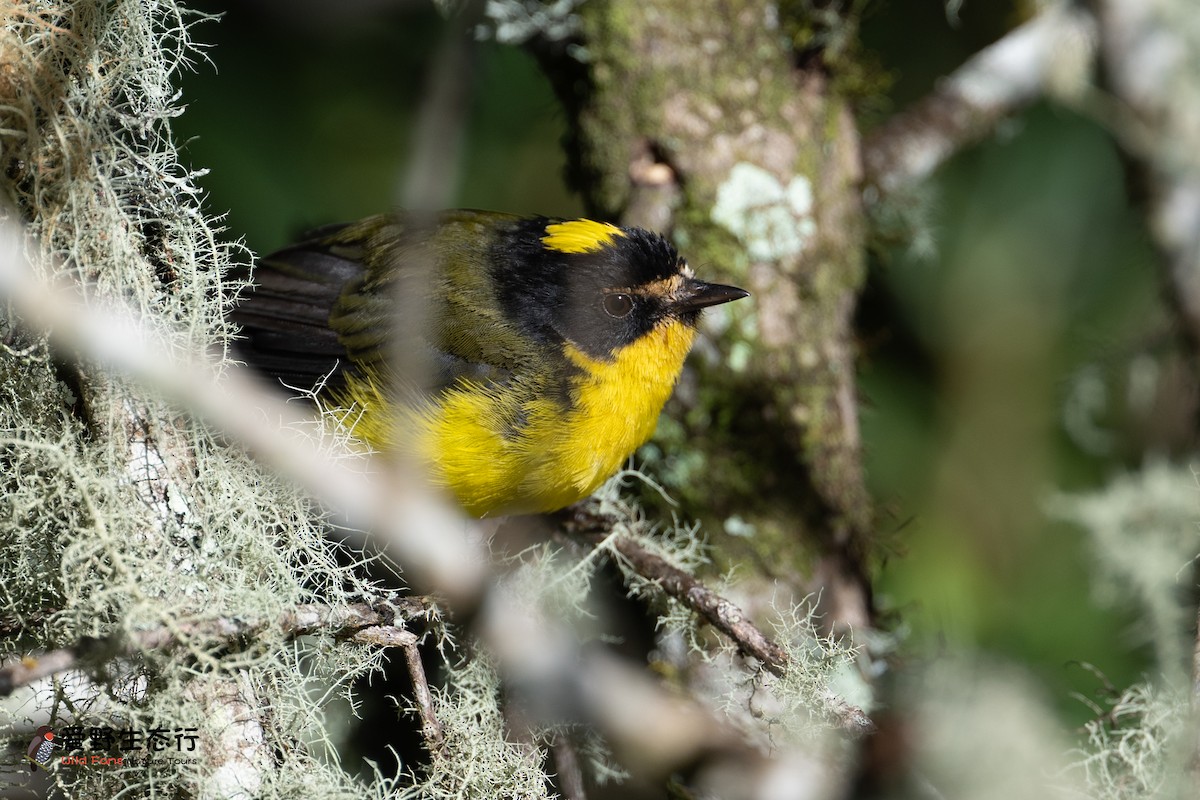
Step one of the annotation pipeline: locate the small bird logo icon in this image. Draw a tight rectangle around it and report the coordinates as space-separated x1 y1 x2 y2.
25 726 57 771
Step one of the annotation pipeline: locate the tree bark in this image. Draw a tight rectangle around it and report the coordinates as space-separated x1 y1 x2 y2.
544 0 873 632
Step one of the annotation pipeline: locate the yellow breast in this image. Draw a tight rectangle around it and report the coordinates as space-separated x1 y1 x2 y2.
341 319 697 516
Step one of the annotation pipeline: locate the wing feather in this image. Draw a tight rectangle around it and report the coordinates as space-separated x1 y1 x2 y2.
230 211 551 399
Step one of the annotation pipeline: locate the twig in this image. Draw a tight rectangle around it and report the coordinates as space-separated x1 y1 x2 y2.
0 597 437 697
279 596 441 637
0 647 76 696
477 529 869 786
862 6 1097 194
604 533 789 676
551 733 587 800
400 638 447 757
560 515 874 734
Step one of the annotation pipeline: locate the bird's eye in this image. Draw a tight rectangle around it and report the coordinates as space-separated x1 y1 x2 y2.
603 293 634 318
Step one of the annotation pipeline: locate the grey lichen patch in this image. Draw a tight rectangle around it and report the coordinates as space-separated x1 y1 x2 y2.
475 0 584 47
1073 679 1188 798
1050 460 1200 685
711 162 818 262
1 339 75 433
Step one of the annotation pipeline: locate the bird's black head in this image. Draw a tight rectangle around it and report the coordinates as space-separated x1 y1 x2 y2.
491 218 748 360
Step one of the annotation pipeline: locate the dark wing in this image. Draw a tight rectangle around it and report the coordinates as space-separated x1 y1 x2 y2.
229 211 543 399
229 221 370 394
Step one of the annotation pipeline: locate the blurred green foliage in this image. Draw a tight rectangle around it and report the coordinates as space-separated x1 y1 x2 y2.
860 6 1164 723
175 1 580 255
177 0 1167 728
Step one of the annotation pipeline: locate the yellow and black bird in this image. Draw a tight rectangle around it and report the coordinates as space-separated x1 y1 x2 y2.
231 211 748 517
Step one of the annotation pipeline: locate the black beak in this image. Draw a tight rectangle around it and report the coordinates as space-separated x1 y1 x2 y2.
676 279 750 312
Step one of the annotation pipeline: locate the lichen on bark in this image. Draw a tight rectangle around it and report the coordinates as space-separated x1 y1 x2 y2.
558 0 874 630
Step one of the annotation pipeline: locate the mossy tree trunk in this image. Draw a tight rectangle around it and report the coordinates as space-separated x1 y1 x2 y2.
539 0 874 632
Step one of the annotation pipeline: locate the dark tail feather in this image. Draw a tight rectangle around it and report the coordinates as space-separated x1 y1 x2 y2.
230 228 365 395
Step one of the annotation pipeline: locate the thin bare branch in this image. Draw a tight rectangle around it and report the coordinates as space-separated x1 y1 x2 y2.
0 597 437 697
607 532 788 673
863 6 1097 194
557 514 874 735
401 638 447 757
551 733 588 800
0 647 77 696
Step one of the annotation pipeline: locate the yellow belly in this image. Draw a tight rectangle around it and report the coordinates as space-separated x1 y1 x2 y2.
341 320 696 516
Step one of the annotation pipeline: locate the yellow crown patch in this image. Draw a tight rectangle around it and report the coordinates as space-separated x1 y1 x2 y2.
541 219 624 254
